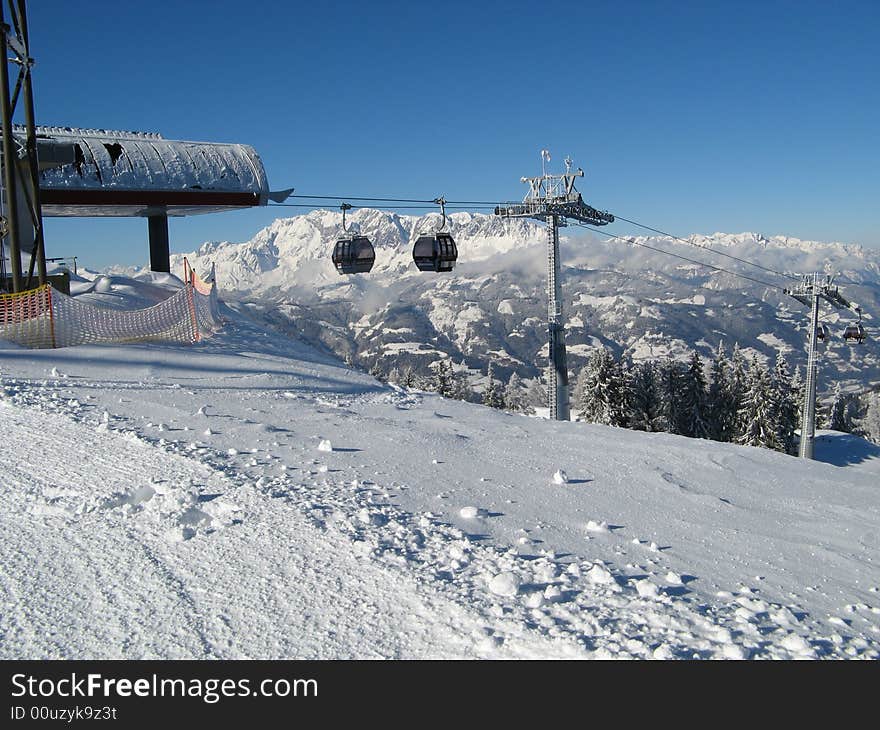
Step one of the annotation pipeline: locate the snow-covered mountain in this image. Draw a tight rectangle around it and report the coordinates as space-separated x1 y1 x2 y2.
165 209 880 394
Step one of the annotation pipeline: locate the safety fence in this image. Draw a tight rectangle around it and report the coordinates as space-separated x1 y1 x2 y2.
0 260 221 349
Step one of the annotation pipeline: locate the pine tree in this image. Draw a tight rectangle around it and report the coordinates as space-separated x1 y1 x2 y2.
855 390 880 444
707 342 735 442
431 359 455 398
628 360 661 431
737 356 781 450
449 361 473 401
524 378 545 414
482 361 505 409
577 347 626 426
679 351 711 439
387 367 401 384
617 356 634 428
790 365 805 430
369 361 384 380
503 373 527 412
572 366 589 411
828 383 854 433
728 344 749 441
399 366 418 389
655 356 685 434
772 354 799 454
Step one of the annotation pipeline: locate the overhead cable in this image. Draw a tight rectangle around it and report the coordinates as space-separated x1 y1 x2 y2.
610 214 800 282
571 222 784 291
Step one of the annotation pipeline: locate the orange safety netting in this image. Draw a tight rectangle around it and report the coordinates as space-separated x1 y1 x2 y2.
0 270 221 350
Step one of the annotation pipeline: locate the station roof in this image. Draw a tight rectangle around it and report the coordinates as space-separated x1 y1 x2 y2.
23 126 271 217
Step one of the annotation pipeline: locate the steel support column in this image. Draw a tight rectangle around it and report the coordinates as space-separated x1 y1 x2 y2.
17 0 45 287
148 213 170 272
0 5 22 292
799 280 820 459
547 214 569 421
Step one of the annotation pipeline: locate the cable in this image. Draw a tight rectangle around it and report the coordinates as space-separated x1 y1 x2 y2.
288 193 504 206
571 222 785 291
268 203 498 211
609 214 800 282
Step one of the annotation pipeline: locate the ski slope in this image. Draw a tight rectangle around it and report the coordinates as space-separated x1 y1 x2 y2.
1 277 879 659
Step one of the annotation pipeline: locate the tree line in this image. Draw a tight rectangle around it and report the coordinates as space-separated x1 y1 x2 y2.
375 343 874 454
572 344 801 453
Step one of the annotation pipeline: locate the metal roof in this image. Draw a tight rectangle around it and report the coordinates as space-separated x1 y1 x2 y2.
21 126 270 217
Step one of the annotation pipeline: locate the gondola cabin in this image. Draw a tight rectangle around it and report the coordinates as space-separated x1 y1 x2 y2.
816 323 828 342
332 236 375 274
412 232 458 272
843 323 866 344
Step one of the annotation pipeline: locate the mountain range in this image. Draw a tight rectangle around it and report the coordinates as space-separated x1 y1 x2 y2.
145 208 880 397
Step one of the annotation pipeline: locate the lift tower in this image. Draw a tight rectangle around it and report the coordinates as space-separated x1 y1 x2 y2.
0 0 46 293
496 155 614 420
784 273 864 459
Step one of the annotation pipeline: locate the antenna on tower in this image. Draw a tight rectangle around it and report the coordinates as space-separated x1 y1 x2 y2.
495 154 614 421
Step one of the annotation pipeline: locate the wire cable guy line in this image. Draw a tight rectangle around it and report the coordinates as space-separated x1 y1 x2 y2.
284 194 504 206
571 222 785 291
269 203 498 211
610 214 801 282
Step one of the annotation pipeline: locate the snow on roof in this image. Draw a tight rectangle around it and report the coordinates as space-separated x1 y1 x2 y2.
18 125 270 217
28 125 165 141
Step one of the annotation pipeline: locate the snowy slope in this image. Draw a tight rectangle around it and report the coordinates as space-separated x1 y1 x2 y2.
1 277 879 659
145 210 880 393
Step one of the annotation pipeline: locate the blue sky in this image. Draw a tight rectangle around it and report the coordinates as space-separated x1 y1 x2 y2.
22 0 880 268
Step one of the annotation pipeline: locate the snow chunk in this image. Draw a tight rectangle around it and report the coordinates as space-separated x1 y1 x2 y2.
587 563 615 585
586 519 609 533
318 439 333 452
635 579 660 598
780 633 815 658
552 469 568 485
459 506 484 519
721 644 748 660
488 572 521 597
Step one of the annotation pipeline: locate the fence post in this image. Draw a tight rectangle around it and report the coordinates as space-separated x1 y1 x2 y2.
186 270 200 342
46 284 56 348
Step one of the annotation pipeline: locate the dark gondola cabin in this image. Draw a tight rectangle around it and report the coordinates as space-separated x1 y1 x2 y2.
843 323 865 344
412 232 458 272
816 323 828 342
332 236 375 274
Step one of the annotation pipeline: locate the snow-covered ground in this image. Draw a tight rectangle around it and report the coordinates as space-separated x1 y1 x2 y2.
1 277 879 659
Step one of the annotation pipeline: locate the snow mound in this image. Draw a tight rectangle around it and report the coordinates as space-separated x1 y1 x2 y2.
587 563 616 585
488 572 521 597
635 579 660 598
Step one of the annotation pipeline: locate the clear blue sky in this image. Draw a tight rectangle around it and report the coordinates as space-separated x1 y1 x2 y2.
21 0 880 268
